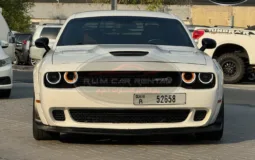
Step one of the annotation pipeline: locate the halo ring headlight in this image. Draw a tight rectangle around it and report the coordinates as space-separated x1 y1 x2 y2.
64 72 78 84
182 72 196 84
198 73 214 84
46 72 61 85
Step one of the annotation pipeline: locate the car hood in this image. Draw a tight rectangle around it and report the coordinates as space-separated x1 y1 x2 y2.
52 45 206 65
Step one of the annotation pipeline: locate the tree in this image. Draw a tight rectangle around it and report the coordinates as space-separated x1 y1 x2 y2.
0 0 34 32
92 0 191 11
146 0 164 11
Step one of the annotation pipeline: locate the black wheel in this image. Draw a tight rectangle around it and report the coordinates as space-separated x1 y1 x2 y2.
33 99 60 140
13 54 19 65
217 53 245 84
195 101 224 141
0 89 11 99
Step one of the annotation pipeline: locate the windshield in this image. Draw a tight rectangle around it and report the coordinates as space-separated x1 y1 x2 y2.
57 16 194 47
15 34 32 43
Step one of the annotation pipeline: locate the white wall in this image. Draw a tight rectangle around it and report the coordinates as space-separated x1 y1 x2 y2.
30 3 191 24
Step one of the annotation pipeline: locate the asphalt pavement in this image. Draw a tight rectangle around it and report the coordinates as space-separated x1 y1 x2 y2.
1 70 255 160
13 70 33 83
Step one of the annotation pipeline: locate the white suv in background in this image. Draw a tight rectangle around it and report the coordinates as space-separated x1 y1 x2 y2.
29 24 62 66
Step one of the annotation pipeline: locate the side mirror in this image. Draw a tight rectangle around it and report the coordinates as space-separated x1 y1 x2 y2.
35 37 50 52
199 38 217 51
0 40 9 49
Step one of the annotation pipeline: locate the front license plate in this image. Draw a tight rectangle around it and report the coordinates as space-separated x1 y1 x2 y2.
133 93 186 105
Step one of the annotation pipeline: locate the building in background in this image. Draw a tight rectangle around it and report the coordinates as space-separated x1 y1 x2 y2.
191 0 255 28
30 0 255 31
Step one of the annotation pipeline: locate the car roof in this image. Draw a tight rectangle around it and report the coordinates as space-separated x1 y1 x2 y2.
72 10 179 20
37 24 62 28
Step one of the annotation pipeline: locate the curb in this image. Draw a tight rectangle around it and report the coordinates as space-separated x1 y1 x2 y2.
12 65 34 71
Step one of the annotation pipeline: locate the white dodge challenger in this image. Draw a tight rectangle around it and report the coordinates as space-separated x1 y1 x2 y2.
31 11 224 141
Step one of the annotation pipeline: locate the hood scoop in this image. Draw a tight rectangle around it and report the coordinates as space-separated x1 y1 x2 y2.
109 51 149 56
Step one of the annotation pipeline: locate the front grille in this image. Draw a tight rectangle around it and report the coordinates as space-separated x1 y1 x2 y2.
75 71 182 87
0 77 11 85
194 110 207 121
69 109 190 123
52 110 65 121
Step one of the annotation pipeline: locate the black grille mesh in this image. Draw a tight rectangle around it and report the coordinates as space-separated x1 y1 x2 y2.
69 109 190 123
75 71 181 87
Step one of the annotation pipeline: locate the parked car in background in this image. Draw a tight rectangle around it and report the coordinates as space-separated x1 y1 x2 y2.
0 11 15 62
14 33 33 65
29 24 62 66
0 41 13 98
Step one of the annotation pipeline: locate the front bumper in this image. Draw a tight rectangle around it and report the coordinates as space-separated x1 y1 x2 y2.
35 86 223 130
36 120 223 136
0 64 13 89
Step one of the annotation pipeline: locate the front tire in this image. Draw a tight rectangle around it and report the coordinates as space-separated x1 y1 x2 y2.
217 53 245 84
195 101 224 141
0 89 11 99
33 100 60 140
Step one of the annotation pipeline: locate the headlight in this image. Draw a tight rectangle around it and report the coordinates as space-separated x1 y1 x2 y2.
198 73 214 84
64 72 78 84
181 72 215 89
46 72 61 85
181 72 196 84
0 58 11 67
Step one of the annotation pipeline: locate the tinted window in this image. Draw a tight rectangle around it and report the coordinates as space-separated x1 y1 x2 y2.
40 27 61 39
57 16 193 47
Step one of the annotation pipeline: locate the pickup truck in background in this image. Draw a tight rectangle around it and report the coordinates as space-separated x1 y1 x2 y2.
190 26 255 84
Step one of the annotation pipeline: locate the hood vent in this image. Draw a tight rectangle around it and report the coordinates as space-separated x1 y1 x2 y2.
109 51 149 56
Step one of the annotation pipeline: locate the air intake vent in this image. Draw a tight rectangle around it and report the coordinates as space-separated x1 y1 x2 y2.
52 110 65 121
109 51 149 56
194 110 207 121
0 77 11 85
